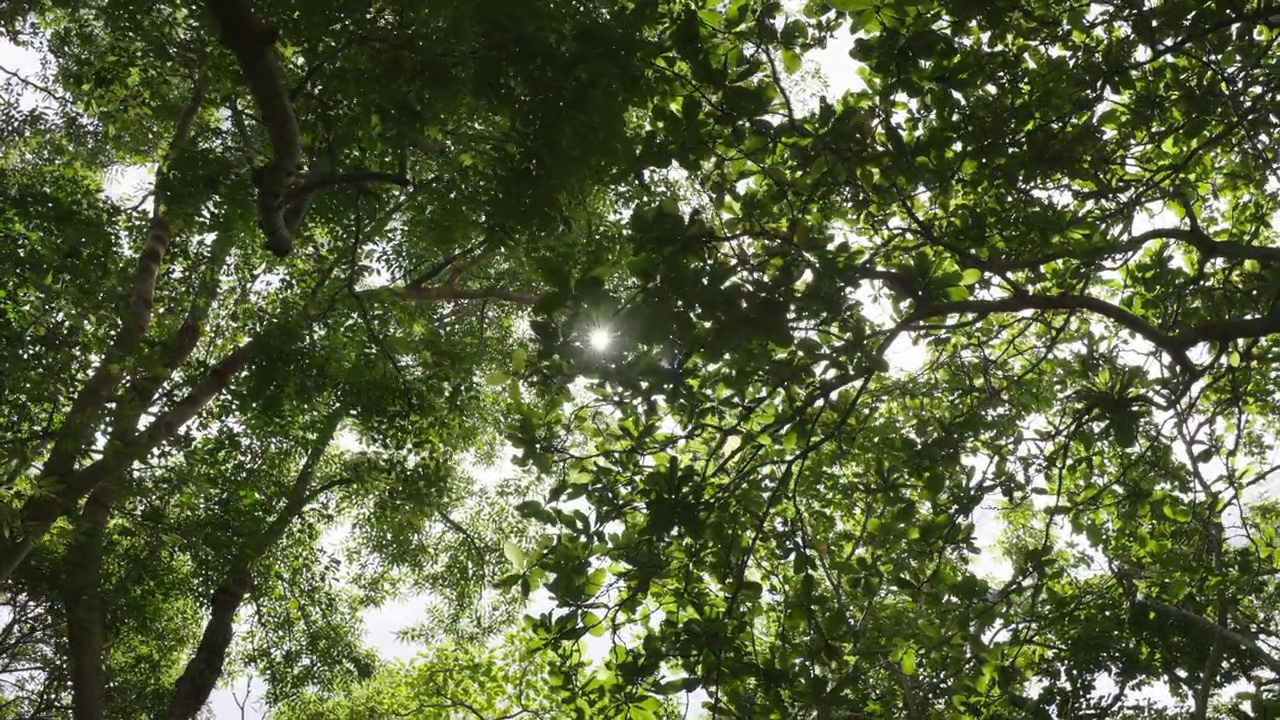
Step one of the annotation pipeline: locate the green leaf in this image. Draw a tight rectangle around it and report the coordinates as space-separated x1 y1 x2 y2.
782 49 803 74
503 541 527 569
899 646 916 676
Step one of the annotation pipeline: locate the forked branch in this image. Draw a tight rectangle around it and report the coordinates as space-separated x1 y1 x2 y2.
30 80 204 554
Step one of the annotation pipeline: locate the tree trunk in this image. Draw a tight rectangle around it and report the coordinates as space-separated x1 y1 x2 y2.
164 564 252 720
62 485 115 720
163 409 341 720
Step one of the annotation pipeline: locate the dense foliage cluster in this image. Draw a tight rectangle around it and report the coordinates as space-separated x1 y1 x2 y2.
3 0 1280 718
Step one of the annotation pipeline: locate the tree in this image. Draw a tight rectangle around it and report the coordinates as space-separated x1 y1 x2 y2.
274 626 688 720
502 0 1280 718
12 0 1280 718
0 0 710 717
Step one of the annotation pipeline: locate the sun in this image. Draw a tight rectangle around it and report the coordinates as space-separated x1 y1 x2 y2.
588 327 612 351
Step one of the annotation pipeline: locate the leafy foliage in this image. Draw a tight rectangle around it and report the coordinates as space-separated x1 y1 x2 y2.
0 0 697 716
8 0 1280 718
275 627 685 720
502 0 1280 718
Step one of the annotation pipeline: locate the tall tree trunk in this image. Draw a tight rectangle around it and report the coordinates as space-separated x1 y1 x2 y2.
164 409 341 720
61 485 115 720
164 563 253 720
55 216 235 720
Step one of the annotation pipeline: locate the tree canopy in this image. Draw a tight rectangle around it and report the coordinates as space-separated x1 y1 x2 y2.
4 0 1280 718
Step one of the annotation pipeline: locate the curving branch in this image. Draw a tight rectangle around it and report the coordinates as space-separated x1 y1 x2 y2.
290 170 412 197
202 1 416 258
280 169 413 243
1142 226 1280 266
1137 596 1280 677
921 221 1280 276
165 409 342 720
369 284 538 305
1171 315 1280 350
910 293 1196 372
202 0 301 257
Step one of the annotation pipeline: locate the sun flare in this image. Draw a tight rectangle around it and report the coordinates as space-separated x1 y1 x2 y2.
588 327 612 351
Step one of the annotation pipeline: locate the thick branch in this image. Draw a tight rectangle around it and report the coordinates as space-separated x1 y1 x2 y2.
1195 621 1226 719
1198 237 1280 265
121 230 236 413
938 226 1280 275
0 340 257 584
0 268 335 581
363 284 538 305
1141 226 1280 266
290 170 411 198
202 0 301 256
39 82 204 506
202 0 298 168
155 81 206 214
1172 315 1280 351
278 169 412 240
1138 596 1280 677
911 293 1196 371
61 485 114 720
163 566 250 720
40 216 174 489
164 410 341 720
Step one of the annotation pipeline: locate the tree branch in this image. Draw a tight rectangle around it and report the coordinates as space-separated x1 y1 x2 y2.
1137 226 1280 266
155 80 207 213
36 82 205 523
363 284 539 305
1171 315 1280 351
0 339 257 584
302 475 356 504
0 269 340 583
289 170 411 197
1137 596 1280 677
910 293 1196 371
202 0 301 257
164 408 342 720
402 243 483 291
922 223 1280 275
0 63 72 107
